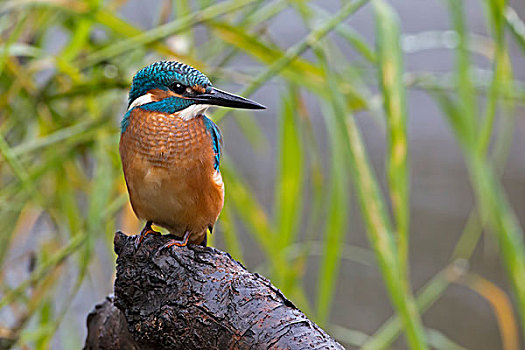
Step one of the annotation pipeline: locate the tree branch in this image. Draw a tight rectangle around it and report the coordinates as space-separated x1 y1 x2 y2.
84 231 344 349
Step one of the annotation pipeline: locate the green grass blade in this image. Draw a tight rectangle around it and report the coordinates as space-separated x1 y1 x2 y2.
344 95 428 350
212 0 371 124
307 3 376 63
275 86 304 249
316 82 350 324
218 201 244 262
219 160 281 270
209 21 366 109
425 328 467 350
478 0 512 155
373 0 410 279
433 83 525 347
81 0 260 68
505 6 525 54
0 132 46 208
443 1 525 339
362 264 465 350
317 36 427 347
447 0 477 150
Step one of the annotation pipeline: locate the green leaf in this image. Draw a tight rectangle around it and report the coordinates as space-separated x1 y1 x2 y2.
374 0 410 278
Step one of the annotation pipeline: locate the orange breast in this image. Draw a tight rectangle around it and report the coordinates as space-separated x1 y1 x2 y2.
119 108 224 244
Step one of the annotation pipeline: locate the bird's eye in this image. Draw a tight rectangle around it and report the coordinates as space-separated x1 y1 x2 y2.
172 83 186 95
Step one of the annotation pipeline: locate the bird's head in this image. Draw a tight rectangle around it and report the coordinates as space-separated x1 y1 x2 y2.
127 61 265 119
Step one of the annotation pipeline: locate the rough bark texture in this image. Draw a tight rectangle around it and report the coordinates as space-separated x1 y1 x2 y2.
84 295 140 350
84 231 345 349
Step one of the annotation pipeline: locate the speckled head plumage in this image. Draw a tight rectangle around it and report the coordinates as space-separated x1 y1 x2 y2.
128 61 212 106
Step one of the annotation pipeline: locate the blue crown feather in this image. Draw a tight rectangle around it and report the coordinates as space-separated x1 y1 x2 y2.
128 61 211 106
122 61 212 133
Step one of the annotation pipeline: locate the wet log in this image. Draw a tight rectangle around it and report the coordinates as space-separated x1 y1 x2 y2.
83 295 140 350
84 231 345 349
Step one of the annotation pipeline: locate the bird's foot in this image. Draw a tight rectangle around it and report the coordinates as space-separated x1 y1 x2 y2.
157 230 191 253
135 221 161 251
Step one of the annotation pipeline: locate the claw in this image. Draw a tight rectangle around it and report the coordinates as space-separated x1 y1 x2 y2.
135 221 161 251
158 231 191 252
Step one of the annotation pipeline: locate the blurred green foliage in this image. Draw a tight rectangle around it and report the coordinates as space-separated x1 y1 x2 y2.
0 0 524 349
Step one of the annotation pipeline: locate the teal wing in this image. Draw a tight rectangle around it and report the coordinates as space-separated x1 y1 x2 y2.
203 116 222 171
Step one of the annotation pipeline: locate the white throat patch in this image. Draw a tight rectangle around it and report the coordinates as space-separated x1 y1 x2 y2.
128 93 154 111
178 104 211 120
127 93 210 120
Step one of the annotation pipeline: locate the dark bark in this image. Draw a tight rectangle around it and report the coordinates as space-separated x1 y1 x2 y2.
83 296 140 350
84 231 345 350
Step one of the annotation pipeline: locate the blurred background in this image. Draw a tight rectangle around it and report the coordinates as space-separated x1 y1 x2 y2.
1 0 525 349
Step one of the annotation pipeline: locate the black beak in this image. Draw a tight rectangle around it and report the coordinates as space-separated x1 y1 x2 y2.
193 87 266 109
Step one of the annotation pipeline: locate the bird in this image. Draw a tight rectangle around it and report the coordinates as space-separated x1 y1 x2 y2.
119 61 265 250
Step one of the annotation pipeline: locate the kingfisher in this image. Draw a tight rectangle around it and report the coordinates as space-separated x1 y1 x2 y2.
119 61 265 249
